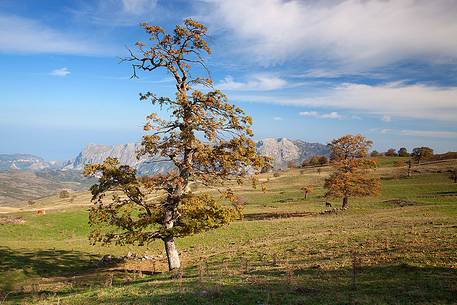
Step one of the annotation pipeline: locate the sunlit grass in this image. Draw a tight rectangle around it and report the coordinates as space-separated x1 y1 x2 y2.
1 158 457 304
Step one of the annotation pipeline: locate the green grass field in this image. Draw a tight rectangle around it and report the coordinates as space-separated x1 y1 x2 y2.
1 158 456 304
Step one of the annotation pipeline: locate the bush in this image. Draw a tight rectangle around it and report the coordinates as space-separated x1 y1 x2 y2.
398 147 409 157
385 148 398 157
318 156 328 166
59 190 70 198
370 150 381 157
287 160 297 169
273 172 281 177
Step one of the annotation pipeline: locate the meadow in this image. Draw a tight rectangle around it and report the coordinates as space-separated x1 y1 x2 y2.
0 157 456 304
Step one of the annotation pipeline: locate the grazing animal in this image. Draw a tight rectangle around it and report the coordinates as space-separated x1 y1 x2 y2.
325 202 332 208
36 209 46 215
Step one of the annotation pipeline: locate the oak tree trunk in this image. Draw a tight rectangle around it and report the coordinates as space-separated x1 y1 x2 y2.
342 196 349 209
162 200 182 271
163 235 180 270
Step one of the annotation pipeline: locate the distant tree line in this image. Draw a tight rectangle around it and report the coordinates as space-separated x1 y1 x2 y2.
370 147 411 157
370 146 436 164
300 155 328 168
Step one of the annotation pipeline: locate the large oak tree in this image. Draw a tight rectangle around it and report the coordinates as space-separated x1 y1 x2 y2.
85 19 267 271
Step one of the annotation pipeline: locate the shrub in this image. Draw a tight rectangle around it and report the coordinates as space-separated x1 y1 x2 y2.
59 190 70 198
385 148 398 157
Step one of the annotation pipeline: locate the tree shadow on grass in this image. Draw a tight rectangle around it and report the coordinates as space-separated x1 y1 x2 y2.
2 247 457 304
12 262 455 305
73 263 457 305
0 246 99 279
0 246 166 303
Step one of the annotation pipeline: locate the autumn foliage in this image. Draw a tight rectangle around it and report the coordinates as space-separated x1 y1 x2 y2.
411 147 434 164
301 185 314 200
84 19 267 271
324 135 381 209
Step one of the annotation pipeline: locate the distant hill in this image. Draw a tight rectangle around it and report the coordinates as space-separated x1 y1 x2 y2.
0 169 95 206
0 154 58 171
0 154 94 206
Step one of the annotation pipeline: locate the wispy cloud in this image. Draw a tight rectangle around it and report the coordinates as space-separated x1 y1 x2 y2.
370 128 457 138
400 129 457 138
272 116 282 121
50 67 71 77
370 128 393 134
235 82 457 122
71 0 158 26
204 0 457 68
0 14 109 55
216 74 289 91
382 115 392 123
121 0 158 15
299 111 342 120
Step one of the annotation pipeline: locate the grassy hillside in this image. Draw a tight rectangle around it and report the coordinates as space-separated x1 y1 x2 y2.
0 159 456 304
0 170 95 207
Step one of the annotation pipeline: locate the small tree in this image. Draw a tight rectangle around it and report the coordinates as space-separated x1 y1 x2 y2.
287 160 297 169
325 135 381 209
370 150 380 157
449 169 457 183
305 156 323 167
406 159 413 177
59 190 70 199
318 156 328 166
385 148 398 157
301 185 314 200
84 19 267 271
398 147 409 157
411 147 434 164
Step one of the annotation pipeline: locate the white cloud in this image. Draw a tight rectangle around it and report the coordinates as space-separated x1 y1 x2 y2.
299 111 319 117
236 82 457 122
71 0 158 26
351 115 362 120
273 116 282 121
50 67 71 77
121 0 158 15
320 112 342 119
299 111 342 120
370 128 392 134
292 69 344 79
400 129 457 138
204 0 457 68
217 74 289 91
371 128 457 138
0 14 108 55
382 115 392 122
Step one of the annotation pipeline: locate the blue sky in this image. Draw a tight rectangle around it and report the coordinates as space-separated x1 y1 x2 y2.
1 0 457 160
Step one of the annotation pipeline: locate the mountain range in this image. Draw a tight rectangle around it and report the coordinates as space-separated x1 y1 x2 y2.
0 138 328 205
2 138 329 173
0 154 60 171
63 138 328 172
